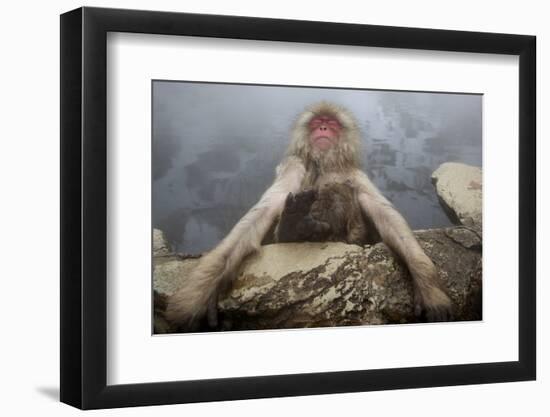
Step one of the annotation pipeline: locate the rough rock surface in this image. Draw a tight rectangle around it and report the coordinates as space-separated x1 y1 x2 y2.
153 227 482 332
154 254 199 296
431 162 482 230
153 228 172 257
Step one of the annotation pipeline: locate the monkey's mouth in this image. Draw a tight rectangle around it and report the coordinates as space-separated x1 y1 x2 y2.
312 136 335 150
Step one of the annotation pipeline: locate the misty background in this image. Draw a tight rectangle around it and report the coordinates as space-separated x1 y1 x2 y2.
152 81 482 254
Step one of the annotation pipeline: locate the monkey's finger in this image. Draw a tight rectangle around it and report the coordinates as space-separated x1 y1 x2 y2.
425 305 453 322
413 291 424 318
302 188 317 199
207 304 218 329
284 192 299 211
414 302 423 318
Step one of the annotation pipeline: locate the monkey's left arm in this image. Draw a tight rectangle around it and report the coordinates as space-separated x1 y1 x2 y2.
351 170 453 321
166 156 306 330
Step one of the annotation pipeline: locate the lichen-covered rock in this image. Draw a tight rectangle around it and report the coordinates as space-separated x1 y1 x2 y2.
153 227 482 332
219 242 367 329
431 162 482 230
154 255 200 297
153 228 172 257
153 229 202 333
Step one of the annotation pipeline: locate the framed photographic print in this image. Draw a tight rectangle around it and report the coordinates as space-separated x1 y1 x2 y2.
60 6 536 410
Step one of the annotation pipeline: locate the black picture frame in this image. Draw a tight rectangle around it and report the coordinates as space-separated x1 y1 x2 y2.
60 6 536 410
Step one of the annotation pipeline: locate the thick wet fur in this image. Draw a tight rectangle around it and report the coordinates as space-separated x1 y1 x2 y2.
276 183 368 245
165 102 453 330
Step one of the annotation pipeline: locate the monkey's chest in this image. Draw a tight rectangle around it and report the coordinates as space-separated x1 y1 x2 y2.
276 182 369 245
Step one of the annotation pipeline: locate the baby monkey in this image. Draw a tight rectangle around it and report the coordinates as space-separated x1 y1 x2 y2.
276 182 373 245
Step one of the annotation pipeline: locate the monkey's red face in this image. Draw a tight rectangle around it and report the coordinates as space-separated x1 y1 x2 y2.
308 115 342 151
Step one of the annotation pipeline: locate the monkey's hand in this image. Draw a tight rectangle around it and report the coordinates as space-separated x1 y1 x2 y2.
285 189 317 214
165 252 225 331
276 189 317 242
300 215 331 241
410 258 454 322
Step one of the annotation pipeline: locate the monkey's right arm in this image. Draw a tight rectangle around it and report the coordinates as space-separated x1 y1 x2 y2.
165 156 306 331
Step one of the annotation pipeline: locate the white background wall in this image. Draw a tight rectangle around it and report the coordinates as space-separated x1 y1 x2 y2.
0 0 545 415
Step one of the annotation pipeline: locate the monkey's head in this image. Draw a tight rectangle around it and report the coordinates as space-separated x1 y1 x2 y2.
287 101 362 173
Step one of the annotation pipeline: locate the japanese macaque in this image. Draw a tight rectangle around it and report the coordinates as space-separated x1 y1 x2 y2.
275 182 370 245
166 101 453 330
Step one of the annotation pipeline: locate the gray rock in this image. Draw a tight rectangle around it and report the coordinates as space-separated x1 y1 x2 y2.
153 160 485 333
154 255 200 297
153 228 172 257
431 162 482 230
154 228 482 331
